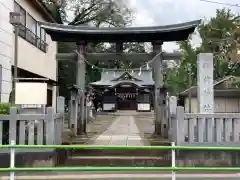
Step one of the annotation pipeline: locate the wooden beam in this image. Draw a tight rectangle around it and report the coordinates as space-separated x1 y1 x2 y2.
86 52 182 62
162 52 182 60
86 53 152 62
56 52 182 62
56 53 77 61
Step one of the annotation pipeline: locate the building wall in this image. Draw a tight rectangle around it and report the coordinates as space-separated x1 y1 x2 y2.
0 0 14 102
184 97 198 113
184 97 240 113
0 0 57 106
15 0 57 81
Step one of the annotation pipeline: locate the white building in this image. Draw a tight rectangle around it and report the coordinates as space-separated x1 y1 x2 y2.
0 0 57 106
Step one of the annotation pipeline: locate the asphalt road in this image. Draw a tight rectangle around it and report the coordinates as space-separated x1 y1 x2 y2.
0 171 240 180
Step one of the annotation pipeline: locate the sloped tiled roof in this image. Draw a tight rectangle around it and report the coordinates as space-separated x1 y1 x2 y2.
180 75 240 96
90 70 154 88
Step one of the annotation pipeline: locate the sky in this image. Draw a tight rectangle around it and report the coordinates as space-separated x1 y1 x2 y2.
128 0 240 52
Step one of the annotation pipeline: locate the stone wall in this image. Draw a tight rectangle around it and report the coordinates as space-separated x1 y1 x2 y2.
176 150 240 167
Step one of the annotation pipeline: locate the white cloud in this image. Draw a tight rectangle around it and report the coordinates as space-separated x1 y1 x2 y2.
66 0 239 52
129 0 240 52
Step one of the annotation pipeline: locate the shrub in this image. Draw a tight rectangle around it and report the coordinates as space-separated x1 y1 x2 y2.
0 102 13 115
0 102 14 144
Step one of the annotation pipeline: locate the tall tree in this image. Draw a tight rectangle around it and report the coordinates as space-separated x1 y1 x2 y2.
166 8 240 95
199 8 240 79
42 0 146 99
165 41 201 95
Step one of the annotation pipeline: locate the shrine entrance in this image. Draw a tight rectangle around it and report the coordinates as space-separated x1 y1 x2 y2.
116 85 137 110
41 19 200 135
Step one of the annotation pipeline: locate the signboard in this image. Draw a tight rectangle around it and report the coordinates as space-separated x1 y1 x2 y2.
197 53 214 113
16 82 47 105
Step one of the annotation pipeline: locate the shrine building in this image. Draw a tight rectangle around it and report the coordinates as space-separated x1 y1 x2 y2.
90 69 154 112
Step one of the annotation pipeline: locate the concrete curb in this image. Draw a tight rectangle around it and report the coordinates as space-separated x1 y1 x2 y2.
0 173 240 179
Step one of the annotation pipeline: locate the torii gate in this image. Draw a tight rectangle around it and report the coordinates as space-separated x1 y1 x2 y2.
40 20 200 136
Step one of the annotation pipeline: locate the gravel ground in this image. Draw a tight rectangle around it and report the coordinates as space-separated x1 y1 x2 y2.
80 114 119 144
133 112 170 145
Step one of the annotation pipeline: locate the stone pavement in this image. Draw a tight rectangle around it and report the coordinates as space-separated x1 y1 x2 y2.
92 115 145 146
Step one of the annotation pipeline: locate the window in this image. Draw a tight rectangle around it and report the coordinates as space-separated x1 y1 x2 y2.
36 23 41 48
26 14 36 34
40 28 47 51
41 28 46 41
26 14 37 45
13 1 48 53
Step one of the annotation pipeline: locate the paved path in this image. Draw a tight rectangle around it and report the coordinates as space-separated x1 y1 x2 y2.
92 115 144 146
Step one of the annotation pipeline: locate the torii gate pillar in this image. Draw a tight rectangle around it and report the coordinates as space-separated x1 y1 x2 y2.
152 41 164 135
76 41 87 134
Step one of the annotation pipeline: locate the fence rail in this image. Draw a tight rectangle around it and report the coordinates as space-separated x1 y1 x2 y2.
0 107 64 149
1 143 240 180
170 106 240 146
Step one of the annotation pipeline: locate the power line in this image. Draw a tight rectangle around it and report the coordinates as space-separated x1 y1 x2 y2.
200 0 240 7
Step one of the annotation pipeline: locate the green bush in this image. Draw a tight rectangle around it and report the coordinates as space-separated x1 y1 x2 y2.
0 102 14 144
0 102 14 114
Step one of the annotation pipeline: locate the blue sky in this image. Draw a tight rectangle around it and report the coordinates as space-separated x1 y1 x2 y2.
128 0 240 51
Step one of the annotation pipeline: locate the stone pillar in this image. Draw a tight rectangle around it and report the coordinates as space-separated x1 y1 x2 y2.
76 41 87 134
152 41 163 135
197 53 214 113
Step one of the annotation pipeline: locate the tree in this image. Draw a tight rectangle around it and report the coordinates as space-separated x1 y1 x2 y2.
166 8 240 95
41 0 146 99
199 8 240 79
165 41 201 95
42 0 133 26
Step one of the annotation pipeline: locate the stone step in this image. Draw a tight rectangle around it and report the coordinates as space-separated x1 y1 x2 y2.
135 116 154 118
69 148 170 157
63 155 171 167
134 116 154 118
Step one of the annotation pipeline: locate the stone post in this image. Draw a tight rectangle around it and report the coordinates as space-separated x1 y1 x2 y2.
152 41 163 135
69 90 77 135
176 106 185 145
197 53 214 113
76 41 87 134
9 107 17 144
56 96 65 143
46 107 55 144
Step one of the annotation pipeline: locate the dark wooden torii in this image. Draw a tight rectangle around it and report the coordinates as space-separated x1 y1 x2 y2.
40 20 200 136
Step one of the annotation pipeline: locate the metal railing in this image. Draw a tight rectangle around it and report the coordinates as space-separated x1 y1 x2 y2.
18 25 48 53
1 142 240 180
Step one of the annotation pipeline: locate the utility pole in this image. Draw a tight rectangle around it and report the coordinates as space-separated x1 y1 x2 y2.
9 12 21 104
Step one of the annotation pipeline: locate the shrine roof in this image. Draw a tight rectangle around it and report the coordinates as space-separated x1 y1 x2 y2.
39 20 201 42
180 75 240 97
90 70 154 88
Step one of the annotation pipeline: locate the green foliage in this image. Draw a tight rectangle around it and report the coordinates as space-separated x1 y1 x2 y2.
0 103 14 115
166 8 240 95
42 0 147 100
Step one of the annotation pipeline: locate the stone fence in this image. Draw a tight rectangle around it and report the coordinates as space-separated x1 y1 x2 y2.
0 97 67 168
